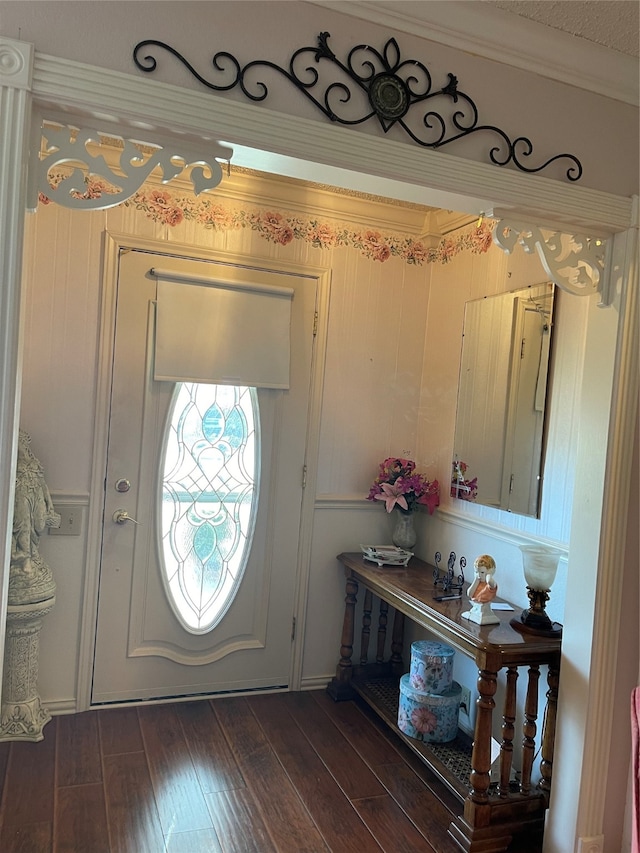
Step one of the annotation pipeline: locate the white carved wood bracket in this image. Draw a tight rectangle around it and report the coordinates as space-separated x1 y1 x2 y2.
32 118 232 212
492 218 612 307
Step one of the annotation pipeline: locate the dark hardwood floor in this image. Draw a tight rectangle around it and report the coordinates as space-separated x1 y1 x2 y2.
0 690 540 852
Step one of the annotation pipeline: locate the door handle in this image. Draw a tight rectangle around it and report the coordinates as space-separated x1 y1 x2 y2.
112 509 140 525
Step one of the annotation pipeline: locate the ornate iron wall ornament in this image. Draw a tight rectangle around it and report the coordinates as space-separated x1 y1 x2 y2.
133 32 583 181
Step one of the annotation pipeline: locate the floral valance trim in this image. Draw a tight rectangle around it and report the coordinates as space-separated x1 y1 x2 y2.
39 174 495 266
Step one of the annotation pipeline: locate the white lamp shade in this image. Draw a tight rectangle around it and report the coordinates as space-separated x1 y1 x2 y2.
519 545 563 590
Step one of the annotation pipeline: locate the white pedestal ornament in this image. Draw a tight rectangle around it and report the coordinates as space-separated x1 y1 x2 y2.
0 430 59 742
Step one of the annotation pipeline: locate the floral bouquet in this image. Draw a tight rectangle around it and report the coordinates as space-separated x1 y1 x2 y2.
367 457 440 515
450 460 478 502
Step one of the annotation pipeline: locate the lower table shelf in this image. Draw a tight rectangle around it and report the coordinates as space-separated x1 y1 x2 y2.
352 674 473 800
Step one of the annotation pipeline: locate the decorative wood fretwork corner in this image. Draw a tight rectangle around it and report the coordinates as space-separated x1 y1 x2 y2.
327 552 561 853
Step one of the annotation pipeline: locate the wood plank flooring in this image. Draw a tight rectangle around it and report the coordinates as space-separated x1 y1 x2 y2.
0 691 542 852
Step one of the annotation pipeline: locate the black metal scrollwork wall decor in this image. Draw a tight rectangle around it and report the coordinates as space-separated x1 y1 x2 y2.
133 32 583 181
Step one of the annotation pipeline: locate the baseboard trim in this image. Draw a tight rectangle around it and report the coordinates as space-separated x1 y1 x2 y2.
300 675 332 691
46 698 78 716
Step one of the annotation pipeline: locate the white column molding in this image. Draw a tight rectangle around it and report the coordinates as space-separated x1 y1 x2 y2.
0 37 32 90
0 37 34 698
32 116 232 212
492 217 611 305
573 212 639 841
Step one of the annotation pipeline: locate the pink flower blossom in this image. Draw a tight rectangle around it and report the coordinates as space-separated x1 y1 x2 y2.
374 482 409 513
439 239 457 261
416 481 440 514
274 226 294 245
360 230 392 262
470 226 494 253
373 243 391 262
308 222 337 247
410 673 426 691
411 706 438 734
199 204 233 228
403 240 429 263
261 211 294 245
84 178 110 198
147 190 172 209
451 460 478 501
163 207 184 226
367 458 439 514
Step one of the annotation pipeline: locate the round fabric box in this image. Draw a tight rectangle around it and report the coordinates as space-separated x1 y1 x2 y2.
409 640 455 694
397 675 462 743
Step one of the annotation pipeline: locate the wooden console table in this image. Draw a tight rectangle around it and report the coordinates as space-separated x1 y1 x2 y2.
327 552 561 853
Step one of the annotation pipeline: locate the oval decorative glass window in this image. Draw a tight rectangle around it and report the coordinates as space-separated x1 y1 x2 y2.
159 383 259 634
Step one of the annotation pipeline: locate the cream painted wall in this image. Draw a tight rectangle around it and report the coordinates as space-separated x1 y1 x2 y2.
20 163 587 704
415 238 578 608
21 171 440 704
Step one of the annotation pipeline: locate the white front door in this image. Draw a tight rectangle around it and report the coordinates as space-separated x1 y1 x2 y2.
92 247 318 703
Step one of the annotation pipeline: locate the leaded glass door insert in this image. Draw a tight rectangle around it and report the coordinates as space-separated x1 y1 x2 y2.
160 383 259 634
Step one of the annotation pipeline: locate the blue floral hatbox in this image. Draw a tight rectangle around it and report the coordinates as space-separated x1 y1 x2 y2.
397 675 462 743
409 640 455 694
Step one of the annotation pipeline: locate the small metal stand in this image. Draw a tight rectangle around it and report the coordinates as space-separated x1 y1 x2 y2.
433 551 466 600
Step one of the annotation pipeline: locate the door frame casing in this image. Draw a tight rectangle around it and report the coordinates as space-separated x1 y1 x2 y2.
84 233 331 705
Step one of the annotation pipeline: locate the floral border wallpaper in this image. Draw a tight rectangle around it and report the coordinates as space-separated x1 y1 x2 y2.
39 175 496 267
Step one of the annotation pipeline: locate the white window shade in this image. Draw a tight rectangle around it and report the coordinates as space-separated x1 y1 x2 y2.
152 268 293 389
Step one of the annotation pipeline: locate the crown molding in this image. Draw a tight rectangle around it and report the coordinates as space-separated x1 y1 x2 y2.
306 1 639 106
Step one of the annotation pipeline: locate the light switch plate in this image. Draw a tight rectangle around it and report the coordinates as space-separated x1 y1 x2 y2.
49 504 84 536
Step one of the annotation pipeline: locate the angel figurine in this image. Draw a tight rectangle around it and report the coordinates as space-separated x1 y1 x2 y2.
461 554 500 626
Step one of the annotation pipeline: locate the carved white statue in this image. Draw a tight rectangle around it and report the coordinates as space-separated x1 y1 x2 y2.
9 429 60 604
461 554 500 626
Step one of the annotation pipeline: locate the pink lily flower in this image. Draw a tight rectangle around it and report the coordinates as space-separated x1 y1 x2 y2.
374 482 409 513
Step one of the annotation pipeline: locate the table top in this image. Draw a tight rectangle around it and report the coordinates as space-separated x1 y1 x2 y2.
338 552 562 667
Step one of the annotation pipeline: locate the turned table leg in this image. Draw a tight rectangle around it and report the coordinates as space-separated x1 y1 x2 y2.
326 574 358 701
469 667 498 804
376 600 389 664
449 667 514 852
498 666 518 796
521 665 540 795
539 662 559 797
390 609 405 676
360 589 373 665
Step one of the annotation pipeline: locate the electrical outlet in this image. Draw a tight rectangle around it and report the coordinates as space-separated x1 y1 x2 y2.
576 837 604 853
459 685 472 721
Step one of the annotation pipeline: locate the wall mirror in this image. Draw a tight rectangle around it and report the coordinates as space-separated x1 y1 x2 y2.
452 281 555 518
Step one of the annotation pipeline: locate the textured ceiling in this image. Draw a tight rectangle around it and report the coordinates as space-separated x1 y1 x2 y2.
489 1 639 56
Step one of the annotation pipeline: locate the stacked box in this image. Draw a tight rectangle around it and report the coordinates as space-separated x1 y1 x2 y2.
409 640 454 694
398 641 460 743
